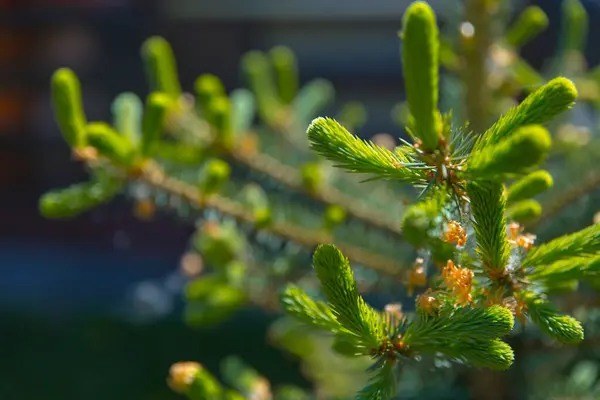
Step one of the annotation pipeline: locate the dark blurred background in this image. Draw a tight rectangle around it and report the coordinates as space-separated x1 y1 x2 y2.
1 0 600 398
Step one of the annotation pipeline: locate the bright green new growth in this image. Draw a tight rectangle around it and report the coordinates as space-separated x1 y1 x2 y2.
199 159 231 195
280 285 344 332
241 50 280 122
403 306 515 370
306 117 424 183
187 366 225 399
467 181 511 271
507 199 542 225
401 1 441 151
467 125 552 180
141 36 181 98
141 92 171 156
530 256 600 281
293 79 335 128
523 223 600 268
505 6 549 48
51 68 87 148
562 0 588 53
269 46 299 104
229 88 256 134
506 170 553 203
208 96 234 147
312 244 386 351
475 77 577 151
525 294 584 343
39 178 122 219
86 122 135 166
112 92 143 145
195 74 226 117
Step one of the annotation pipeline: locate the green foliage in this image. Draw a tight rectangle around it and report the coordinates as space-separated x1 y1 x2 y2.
405 305 514 345
195 74 226 118
400 1 441 151
280 285 343 332
51 68 87 148
112 92 143 146
523 223 600 268
208 96 234 147
39 176 123 219
230 88 256 134
505 6 549 48
241 50 280 124
506 170 553 203
312 244 387 351
507 199 542 225
562 0 588 53
294 79 335 128
141 91 171 156
530 256 600 281
198 158 231 195
269 46 299 105
525 294 584 344
307 117 425 183
141 36 181 98
467 181 511 272
467 125 552 180
39 1 600 399
474 77 577 151
86 122 136 166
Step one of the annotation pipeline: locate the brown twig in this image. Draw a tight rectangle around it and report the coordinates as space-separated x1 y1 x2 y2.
139 161 407 278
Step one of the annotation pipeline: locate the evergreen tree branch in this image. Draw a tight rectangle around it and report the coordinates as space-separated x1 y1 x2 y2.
473 77 577 152
467 180 511 273
403 305 514 348
524 294 584 344
312 244 388 351
307 117 427 184
280 285 345 332
401 1 441 151
529 256 600 281
523 223 600 268
466 125 552 180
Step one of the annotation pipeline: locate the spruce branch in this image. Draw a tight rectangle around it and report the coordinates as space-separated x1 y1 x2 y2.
507 199 542 226
269 46 299 105
467 181 511 273
86 122 136 167
525 294 584 344
39 176 124 219
400 1 441 151
292 78 335 131
280 285 344 332
230 147 404 236
440 338 515 371
561 0 588 54
403 305 514 348
505 6 549 49
506 170 553 204
307 117 426 183
312 244 388 351
523 223 600 268
355 359 398 400
136 161 409 277
474 77 577 152
112 92 143 146
51 68 87 148
466 125 552 181
530 256 600 281
141 36 181 99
